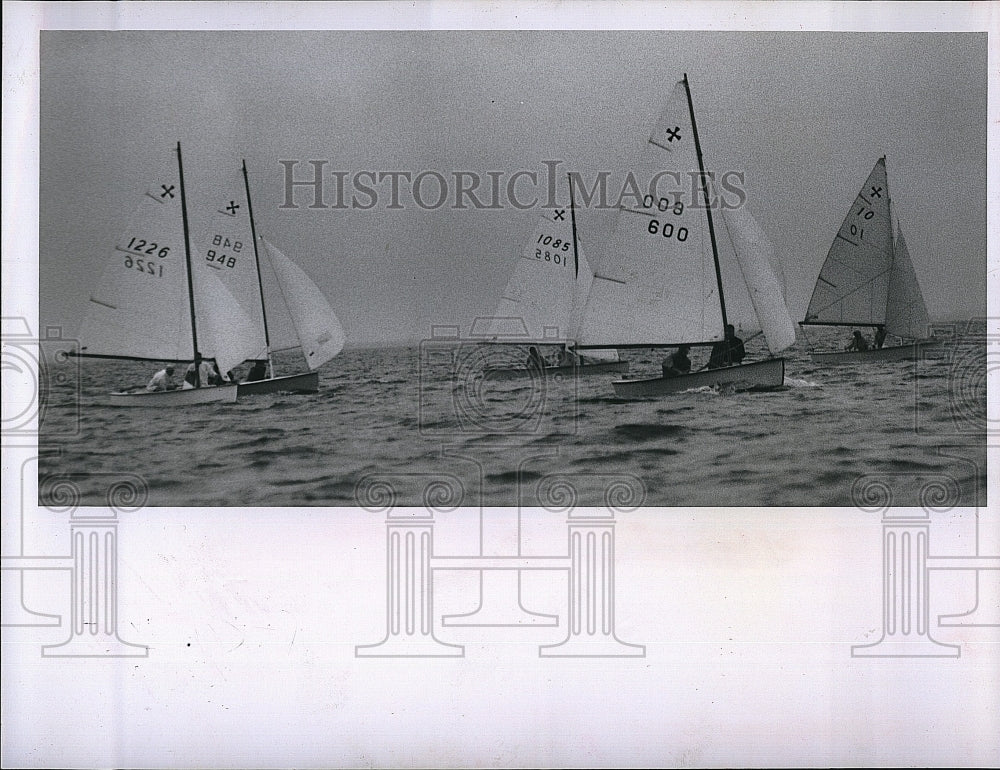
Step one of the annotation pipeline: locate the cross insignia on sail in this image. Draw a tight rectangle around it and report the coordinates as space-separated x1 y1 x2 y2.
870 186 883 198
553 209 566 221
665 126 681 142
160 185 175 199
219 200 240 217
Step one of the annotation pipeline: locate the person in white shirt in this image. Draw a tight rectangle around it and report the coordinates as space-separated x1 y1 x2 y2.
146 365 175 392
181 354 216 389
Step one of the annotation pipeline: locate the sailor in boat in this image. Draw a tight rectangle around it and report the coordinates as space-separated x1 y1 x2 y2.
145 365 176 392
662 345 692 378
526 345 546 370
706 325 746 369
873 327 887 349
181 353 217 389
557 344 579 367
245 360 268 383
845 330 869 352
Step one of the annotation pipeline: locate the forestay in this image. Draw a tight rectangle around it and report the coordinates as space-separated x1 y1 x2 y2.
804 157 893 326
262 239 346 370
578 79 724 347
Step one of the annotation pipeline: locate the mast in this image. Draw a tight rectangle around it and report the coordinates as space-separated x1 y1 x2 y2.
568 173 580 279
683 73 729 331
242 160 275 378
176 141 201 387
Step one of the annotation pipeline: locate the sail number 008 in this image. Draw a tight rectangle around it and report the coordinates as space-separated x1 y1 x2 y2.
647 219 689 241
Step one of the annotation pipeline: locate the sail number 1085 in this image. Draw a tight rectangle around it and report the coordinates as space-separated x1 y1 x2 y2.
534 233 570 266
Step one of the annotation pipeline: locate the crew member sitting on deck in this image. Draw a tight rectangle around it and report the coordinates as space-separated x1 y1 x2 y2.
245 360 268 382
557 345 579 367
846 330 869 352
526 346 546 370
707 325 745 369
662 345 691 378
182 353 215 389
146 365 175 392
873 327 887 349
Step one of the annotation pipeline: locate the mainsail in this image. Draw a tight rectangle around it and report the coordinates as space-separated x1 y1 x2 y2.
804 157 893 327
78 167 194 362
486 207 580 340
885 227 930 340
261 239 346 370
578 79 725 347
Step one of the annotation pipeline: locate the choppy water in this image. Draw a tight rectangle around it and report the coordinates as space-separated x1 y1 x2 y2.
38 330 987 508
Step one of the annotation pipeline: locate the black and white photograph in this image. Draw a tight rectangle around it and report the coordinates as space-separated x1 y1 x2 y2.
3 2 997 768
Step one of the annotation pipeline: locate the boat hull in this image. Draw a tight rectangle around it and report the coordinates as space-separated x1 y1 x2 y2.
484 361 629 381
612 358 785 398
237 371 320 396
101 384 238 407
809 342 931 365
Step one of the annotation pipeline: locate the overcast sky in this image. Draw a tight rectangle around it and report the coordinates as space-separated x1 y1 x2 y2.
35 24 989 346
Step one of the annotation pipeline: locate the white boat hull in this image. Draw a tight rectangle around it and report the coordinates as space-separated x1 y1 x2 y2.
809 341 935 365
612 358 785 398
484 361 629 381
101 384 238 407
237 371 319 396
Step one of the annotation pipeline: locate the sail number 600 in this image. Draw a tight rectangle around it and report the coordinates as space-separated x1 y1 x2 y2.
647 219 689 241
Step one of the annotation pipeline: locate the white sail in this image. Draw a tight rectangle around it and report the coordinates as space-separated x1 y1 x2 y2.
570 247 619 361
804 158 893 326
885 228 930 340
721 205 797 354
578 80 724 346
486 207 579 340
193 250 266 375
261 239 345 369
197 177 268 363
78 165 194 362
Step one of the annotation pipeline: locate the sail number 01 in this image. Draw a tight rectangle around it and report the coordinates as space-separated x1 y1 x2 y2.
851 204 876 240
647 219 689 241
534 233 570 265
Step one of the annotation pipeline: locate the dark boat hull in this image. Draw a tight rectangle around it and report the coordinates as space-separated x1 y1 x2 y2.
237 371 319 396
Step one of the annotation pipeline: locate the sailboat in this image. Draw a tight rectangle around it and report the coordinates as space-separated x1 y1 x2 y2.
481 176 628 380
800 156 933 364
575 74 796 398
200 161 346 396
77 143 242 407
